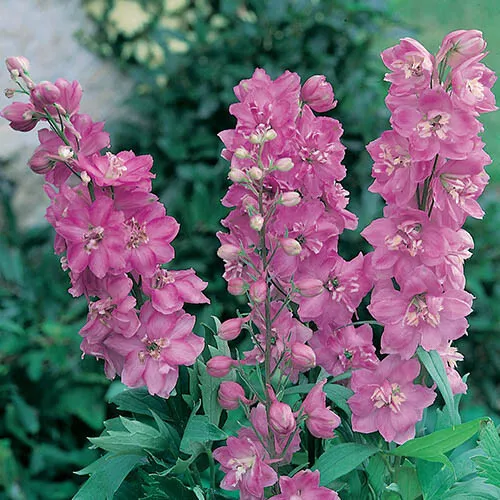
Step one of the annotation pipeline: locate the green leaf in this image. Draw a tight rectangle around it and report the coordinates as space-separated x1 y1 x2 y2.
366 453 387 495
180 414 227 455
441 477 500 499
473 420 500 487
11 393 40 435
58 386 105 430
142 476 198 500
74 453 145 500
323 383 354 415
197 360 222 425
89 415 179 457
392 417 487 465
110 387 170 420
313 443 379 485
395 462 422 500
417 347 460 425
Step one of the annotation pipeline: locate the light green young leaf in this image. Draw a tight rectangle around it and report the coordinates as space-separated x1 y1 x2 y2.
417 347 460 426
313 443 379 485
392 417 487 465
473 420 500 487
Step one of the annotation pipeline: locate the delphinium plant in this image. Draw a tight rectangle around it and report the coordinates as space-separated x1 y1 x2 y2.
2 29 499 500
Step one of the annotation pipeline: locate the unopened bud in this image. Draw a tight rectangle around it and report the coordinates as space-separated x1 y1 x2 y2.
207 356 235 378
234 147 250 159
227 277 247 296
248 166 263 181
249 279 267 303
280 238 302 256
5 56 30 77
270 400 296 435
218 317 248 341
228 168 247 183
218 381 251 410
249 214 264 232
279 191 301 207
4 88 15 98
290 342 316 370
263 128 277 141
295 278 324 297
301 75 337 112
32 80 61 106
81 171 91 185
275 157 294 172
58 145 74 160
217 244 240 261
249 132 261 144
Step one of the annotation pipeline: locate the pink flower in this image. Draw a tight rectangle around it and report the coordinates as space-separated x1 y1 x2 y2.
218 317 248 341
268 386 296 436
79 275 140 342
218 382 253 410
123 202 180 277
301 380 340 439
207 356 236 378
391 88 480 161
349 355 436 444
81 151 155 189
142 267 209 315
309 324 378 376
300 75 337 112
366 130 432 205
436 30 486 68
1 101 38 131
213 435 278 498
270 470 340 500
56 195 127 278
104 303 203 397
381 37 435 96
369 267 473 359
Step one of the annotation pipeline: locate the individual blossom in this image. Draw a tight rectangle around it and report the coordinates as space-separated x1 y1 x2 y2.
381 37 435 96
270 470 340 500
55 194 127 279
391 87 481 161
300 380 340 439
1 101 38 131
369 266 473 360
348 355 436 444
213 434 278 499
366 130 432 206
79 275 140 342
123 202 180 277
437 343 468 395
104 303 204 397
142 267 209 315
309 324 378 376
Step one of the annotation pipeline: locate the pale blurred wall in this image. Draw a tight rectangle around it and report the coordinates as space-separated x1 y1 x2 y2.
0 0 131 228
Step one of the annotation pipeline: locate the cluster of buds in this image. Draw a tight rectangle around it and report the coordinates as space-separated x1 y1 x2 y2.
1 57 210 398
349 30 496 443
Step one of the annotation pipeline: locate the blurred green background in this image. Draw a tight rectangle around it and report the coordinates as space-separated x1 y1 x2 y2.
0 0 498 497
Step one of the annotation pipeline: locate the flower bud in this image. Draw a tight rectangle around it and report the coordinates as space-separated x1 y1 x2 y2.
269 400 296 435
249 214 264 232
301 75 337 112
290 342 316 371
234 147 249 159
437 29 486 67
275 157 294 172
217 244 240 261
81 171 91 185
306 408 341 439
227 277 247 296
228 168 247 183
249 132 261 144
280 238 302 256
294 278 324 297
5 56 30 77
263 128 277 141
1 101 38 131
28 149 52 174
57 145 74 161
4 88 15 98
218 317 247 341
207 356 235 378
249 279 267 303
279 191 301 207
218 381 250 410
248 166 263 181
32 81 61 107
